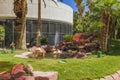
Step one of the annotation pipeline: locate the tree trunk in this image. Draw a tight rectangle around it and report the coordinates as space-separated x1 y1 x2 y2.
99 11 110 53
36 0 41 47
14 0 27 49
116 28 120 39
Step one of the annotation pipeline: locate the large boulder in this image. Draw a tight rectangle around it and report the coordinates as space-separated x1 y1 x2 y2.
11 63 26 80
29 46 46 57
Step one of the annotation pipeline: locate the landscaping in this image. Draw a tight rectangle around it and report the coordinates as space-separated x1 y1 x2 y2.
1 0 120 80
0 40 120 80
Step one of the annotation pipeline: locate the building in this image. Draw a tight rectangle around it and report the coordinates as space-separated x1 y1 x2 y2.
0 0 73 46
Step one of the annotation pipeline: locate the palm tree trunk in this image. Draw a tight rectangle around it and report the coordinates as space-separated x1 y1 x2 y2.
14 0 27 49
36 0 41 47
99 11 110 52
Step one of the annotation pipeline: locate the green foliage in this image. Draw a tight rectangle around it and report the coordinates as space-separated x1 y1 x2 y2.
88 21 105 33
0 25 5 40
63 34 73 42
41 36 48 44
74 20 84 33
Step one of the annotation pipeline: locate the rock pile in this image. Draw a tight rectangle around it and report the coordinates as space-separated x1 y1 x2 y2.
0 63 58 80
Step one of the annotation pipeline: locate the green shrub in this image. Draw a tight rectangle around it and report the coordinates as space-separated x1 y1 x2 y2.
0 25 5 40
41 36 48 45
63 34 73 42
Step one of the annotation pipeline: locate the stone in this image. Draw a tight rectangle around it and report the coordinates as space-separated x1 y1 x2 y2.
13 76 26 80
35 47 46 57
117 70 120 76
0 71 11 80
25 76 34 80
104 76 114 80
29 46 38 53
11 63 26 79
14 52 33 58
33 71 58 80
29 46 46 57
24 64 33 76
100 78 105 80
112 73 120 80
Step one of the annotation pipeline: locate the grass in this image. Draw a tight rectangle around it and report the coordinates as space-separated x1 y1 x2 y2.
0 40 120 80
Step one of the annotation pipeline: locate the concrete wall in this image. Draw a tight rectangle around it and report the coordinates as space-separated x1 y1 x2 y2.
0 0 73 24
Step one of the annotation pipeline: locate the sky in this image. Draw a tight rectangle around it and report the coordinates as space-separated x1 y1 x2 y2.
59 0 89 12
62 0 78 12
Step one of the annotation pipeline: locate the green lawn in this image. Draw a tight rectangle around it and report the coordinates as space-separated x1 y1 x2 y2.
0 40 120 80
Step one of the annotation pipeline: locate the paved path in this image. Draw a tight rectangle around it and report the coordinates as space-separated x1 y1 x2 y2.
95 70 120 80
14 52 33 58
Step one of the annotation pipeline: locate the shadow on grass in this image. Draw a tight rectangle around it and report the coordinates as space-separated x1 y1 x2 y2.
0 61 14 72
108 40 120 56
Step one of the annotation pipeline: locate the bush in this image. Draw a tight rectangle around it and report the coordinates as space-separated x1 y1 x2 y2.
0 25 5 40
63 34 73 42
41 36 48 45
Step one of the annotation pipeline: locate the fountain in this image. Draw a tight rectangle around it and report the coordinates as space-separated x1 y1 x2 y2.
54 32 60 46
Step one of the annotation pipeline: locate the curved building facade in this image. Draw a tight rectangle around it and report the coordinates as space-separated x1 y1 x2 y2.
0 0 73 46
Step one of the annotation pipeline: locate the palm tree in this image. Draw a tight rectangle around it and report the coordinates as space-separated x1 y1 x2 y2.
36 0 57 47
75 0 120 52
36 0 41 47
13 0 27 49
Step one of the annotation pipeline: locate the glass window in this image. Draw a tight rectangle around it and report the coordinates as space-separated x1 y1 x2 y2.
56 23 61 33
49 23 55 34
42 23 48 33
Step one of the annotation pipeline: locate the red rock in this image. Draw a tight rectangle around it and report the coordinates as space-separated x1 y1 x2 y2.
29 46 38 53
11 63 25 75
0 71 11 80
29 46 46 57
33 71 58 80
11 63 26 79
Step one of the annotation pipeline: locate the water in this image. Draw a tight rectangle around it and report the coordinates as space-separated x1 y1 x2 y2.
54 32 59 46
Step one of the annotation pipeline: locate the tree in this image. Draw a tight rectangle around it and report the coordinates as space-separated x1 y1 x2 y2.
36 0 41 47
13 0 27 49
36 0 57 47
90 0 120 52
75 0 120 52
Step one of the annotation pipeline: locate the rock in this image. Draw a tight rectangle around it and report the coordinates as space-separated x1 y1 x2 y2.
117 70 120 76
0 71 11 80
25 76 34 80
24 64 33 76
29 46 38 53
13 76 26 80
26 64 33 72
11 63 26 79
14 52 33 58
100 78 105 80
104 76 114 80
112 73 120 80
29 46 46 57
35 47 46 57
33 71 58 80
